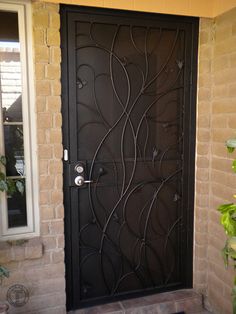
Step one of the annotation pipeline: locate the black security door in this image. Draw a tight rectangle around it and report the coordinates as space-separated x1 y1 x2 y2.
61 5 198 310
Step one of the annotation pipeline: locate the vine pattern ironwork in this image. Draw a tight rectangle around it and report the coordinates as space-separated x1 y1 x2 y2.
74 21 185 300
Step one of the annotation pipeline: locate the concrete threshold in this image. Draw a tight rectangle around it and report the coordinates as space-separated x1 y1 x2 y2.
68 289 211 314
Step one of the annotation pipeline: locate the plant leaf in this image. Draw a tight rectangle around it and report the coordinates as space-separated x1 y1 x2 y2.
6 179 16 195
226 138 236 149
0 156 6 166
16 180 24 195
228 248 236 260
222 245 229 268
0 180 8 192
229 237 236 251
0 172 6 181
232 160 236 173
218 203 235 213
228 147 235 153
0 266 9 278
233 293 236 314
221 211 236 236
233 286 236 295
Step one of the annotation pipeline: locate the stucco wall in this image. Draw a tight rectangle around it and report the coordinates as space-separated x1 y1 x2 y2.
195 8 236 314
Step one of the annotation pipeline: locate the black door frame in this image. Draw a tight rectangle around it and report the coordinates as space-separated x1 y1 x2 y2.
61 5 199 311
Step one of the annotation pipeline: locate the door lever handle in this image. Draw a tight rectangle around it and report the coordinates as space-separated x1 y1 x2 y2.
75 175 93 187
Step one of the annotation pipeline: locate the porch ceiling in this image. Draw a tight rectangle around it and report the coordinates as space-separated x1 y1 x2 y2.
35 0 236 18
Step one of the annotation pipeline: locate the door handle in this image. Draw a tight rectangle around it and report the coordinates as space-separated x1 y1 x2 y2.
74 175 93 187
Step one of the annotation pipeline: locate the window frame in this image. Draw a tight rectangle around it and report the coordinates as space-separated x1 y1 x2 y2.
0 1 39 240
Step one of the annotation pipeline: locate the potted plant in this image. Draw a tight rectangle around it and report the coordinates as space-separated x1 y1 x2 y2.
217 138 236 314
0 265 9 314
0 155 24 195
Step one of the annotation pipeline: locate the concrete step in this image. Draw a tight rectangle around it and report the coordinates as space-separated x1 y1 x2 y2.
69 289 209 314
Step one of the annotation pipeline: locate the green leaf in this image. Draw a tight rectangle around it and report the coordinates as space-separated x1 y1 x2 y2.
233 293 236 314
6 179 16 196
0 180 8 192
218 203 236 214
0 172 6 181
233 286 236 295
227 146 235 153
221 211 236 236
16 180 24 195
232 160 236 173
222 245 229 267
0 266 9 279
229 237 236 251
228 248 236 259
0 156 6 166
226 138 236 149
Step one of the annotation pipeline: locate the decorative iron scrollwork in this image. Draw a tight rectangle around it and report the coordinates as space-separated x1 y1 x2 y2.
75 20 185 300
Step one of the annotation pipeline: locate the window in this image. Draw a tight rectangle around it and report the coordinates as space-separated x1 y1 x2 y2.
0 1 39 240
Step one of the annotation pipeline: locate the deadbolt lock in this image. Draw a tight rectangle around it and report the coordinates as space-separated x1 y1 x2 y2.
75 164 84 174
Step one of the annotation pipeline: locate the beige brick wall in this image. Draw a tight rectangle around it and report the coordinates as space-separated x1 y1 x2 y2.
195 8 236 314
194 18 213 303
0 3 66 314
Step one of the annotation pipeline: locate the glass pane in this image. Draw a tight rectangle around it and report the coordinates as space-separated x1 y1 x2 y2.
0 11 22 123
3 125 25 176
7 179 27 228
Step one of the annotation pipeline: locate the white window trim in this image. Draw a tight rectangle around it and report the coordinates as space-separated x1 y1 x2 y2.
0 1 39 240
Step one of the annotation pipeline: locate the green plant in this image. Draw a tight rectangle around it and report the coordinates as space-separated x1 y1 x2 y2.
0 265 9 285
0 155 24 195
217 138 236 314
